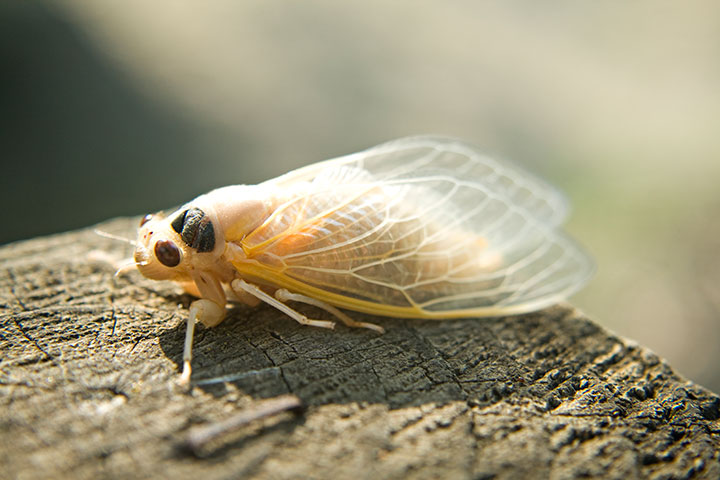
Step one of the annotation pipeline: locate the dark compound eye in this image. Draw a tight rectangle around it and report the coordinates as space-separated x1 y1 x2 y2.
140 214 153 227
170 209 188 234
154 240 181 267
169 207 215 253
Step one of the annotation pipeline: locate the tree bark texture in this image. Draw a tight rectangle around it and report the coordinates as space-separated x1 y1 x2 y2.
1 218 719 479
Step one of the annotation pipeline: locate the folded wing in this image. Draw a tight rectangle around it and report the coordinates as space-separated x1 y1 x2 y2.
233 137 593 318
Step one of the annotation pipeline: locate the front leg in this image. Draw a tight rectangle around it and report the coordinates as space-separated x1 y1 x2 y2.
177 271 229 386
178 298 225 387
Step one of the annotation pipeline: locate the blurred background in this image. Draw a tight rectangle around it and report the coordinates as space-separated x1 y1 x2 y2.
2 1 719 392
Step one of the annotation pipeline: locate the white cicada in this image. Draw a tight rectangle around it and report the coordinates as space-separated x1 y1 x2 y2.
133 136 593 384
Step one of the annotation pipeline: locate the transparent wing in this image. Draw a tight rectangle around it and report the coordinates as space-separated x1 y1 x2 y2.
235 137 593 318
269 136 569 226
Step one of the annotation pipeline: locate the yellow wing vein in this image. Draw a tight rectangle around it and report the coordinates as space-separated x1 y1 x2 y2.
231 261 540 319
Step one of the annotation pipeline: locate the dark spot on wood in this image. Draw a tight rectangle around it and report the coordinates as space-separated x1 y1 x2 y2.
701 397 720 421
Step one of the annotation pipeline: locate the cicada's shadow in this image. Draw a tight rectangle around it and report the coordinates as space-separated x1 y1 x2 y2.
158 303 582 410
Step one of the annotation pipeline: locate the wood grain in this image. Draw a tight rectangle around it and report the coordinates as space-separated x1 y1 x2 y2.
1 217 719 479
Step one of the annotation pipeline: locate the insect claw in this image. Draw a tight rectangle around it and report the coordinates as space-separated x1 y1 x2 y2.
177 361 192 389
274 288 384 333
304 319 336 329
354 322 385 334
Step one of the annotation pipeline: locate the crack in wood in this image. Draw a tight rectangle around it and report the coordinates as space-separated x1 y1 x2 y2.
1 219 719 480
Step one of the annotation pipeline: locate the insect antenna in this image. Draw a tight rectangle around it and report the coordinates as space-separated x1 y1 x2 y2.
92 229 145 276
94 229 138 247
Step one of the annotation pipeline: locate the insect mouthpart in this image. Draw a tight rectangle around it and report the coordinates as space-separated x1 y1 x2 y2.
134 244 147 261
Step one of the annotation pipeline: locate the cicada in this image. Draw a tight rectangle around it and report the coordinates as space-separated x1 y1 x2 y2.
132 137 593 384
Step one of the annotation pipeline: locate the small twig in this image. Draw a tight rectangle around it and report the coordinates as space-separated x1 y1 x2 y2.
184 394 303 455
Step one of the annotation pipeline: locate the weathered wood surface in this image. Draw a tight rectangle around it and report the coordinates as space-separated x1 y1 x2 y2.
1 217 719 480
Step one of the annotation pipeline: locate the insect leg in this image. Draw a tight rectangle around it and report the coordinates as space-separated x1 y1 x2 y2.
178 306 197 387
231 279 336 329
178 299 225 387
275 289 385 333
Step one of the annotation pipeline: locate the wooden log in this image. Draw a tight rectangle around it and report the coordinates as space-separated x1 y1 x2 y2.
1 217 719 479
